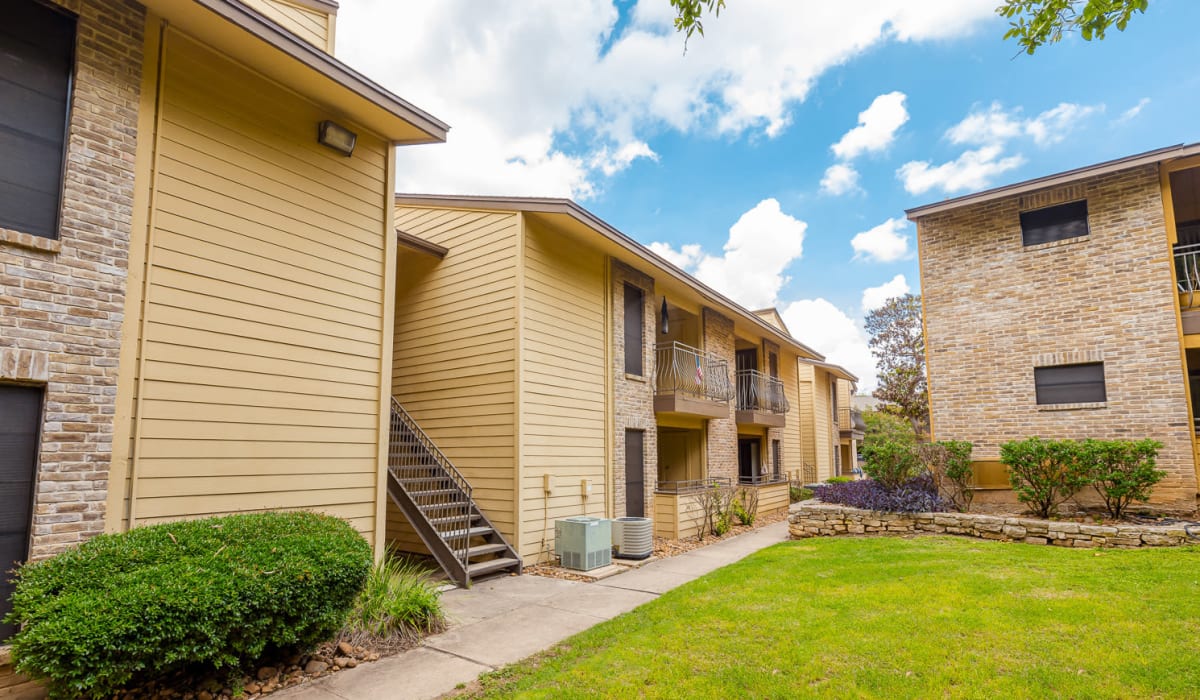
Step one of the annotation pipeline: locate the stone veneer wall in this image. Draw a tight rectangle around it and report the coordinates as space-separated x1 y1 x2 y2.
0 0 144 561
610 260 657 517
702 308 737 481
790 502 1195 548
916 165 1196 511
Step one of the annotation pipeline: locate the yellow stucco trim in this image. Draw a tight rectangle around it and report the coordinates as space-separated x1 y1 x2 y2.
1161 164 1200 487
372 150 398 560
107 14 165 533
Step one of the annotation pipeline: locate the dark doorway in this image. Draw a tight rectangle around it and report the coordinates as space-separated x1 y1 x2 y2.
735 348 758 372
625 429 644 517
737 437 761 483
1 385 42 640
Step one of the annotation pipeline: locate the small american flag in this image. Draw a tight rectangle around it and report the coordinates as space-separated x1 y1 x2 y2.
695 356 704 384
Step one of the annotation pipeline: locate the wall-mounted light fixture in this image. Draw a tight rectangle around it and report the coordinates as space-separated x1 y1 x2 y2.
660 297 669 335
318 120 357 157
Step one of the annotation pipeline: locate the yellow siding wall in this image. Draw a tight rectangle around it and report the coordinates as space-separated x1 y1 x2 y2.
797 363 816 470
757 481 789 515
780 351 802 474
389 207 520 549
813 370 834 479
118 30 389 539
654 492 706 540
241 0 334 52
518 221 607 562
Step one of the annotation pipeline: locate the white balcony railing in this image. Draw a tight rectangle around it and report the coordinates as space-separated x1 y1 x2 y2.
654 342 732 403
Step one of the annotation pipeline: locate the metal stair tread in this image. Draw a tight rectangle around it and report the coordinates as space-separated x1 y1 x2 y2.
438 525 493 539
466 557 522 577
428 513 481 526
466 543 510 558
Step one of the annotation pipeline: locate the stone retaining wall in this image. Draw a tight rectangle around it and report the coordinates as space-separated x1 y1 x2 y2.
789 501 1195 548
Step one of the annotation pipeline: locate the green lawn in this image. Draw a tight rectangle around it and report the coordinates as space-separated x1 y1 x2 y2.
462 537 1200 699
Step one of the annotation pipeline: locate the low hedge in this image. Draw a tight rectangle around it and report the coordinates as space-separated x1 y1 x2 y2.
4 511 372 699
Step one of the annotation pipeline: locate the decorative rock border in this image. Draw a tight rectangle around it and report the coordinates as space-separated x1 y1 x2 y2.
789 501 1198 548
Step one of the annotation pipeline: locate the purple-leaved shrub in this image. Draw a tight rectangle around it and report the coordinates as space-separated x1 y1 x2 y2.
810 472 950 513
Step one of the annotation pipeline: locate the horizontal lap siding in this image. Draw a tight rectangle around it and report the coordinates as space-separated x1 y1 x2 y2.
389 207 519 551
519 223 606 562
781 353 802 474
121 31 387 541
240 0 332 50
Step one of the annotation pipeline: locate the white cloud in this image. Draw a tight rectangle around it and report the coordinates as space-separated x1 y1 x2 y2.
831 91 910 160
897 145 1026 195
820 163 860 195
780 299 877 391
650 198 806 309
850 218 913 262
335 0 997 198
1023 102 1102 146
947 101 1101 147
1116 97 1150 124
861 274 910 312
945 103 1024 146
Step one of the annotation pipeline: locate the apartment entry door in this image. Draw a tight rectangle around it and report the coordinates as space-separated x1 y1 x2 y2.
737 437 761 483
1 385 42 640
625 429 645 518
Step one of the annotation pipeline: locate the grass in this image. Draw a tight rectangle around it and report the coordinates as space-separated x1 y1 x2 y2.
462 537 1200 699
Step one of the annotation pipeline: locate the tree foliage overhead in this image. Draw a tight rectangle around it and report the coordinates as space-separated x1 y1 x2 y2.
669 0 1148 55
865 294 928 438
998 0 1148 55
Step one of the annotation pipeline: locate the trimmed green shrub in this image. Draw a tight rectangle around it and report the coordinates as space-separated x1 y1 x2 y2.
861 438 922 490
825 476 854 484
920 440 975 511
1082 438 1165 518
1000 437 1091 518
343 553 445 643
5 511 371 699
731 487 758 526
789 485 813 503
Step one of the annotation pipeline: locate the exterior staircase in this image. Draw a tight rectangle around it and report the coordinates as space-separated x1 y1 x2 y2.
386 398 521 587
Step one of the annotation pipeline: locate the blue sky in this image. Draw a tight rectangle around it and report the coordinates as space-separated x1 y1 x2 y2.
337 0 1200 387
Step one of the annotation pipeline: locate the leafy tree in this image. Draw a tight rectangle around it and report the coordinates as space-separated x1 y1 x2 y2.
861 409 916 450
669 0 1148 55
865 294 928 438
999 0 1148 55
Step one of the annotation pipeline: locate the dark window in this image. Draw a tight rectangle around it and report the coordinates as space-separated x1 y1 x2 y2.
1 384 42 641
1034 362 1106 405
0 1 75 239
624 429 644 518
623 284 643 375
1020 200 1089 247
768 352 779 379
772 439 782 479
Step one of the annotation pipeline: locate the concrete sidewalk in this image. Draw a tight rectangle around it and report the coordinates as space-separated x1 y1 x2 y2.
277 521 790 700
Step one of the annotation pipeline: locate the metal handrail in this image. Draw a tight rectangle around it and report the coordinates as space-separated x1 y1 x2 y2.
1175 244 1200 308
389 398 473 572
738 473 789 486
654 342 733 402
655 477 732 494
735 369 789 414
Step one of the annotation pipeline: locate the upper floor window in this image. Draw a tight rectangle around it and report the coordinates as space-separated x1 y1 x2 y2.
1 1 76 240
623 284 644 376
1020 200 1089 247
1034 362 1106 405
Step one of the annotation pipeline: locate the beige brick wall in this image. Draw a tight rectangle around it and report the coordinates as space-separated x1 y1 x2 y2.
610 260 657 517
702 308 737 481
0 0 144 560
917 164 1196 511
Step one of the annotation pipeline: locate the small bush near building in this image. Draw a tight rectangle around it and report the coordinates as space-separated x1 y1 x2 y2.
789 485 814 503
1082 438 1165 518
825 476 854 484
4 512 371 700
342 553 445 649
1001 437 1093 518
811 473 950 513
920 440 975 512
861 438 923 490
732 487 759 526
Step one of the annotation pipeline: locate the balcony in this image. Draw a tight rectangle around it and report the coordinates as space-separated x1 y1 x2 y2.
1178 245 1200 333
654 342 732 419
735 369 789 427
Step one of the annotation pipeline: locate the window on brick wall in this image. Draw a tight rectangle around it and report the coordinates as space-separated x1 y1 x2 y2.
1020 200 1089 247
0 1 76 240
623 284 643 376
0 384 42 641
1034 362 1106 405
772 439 781 479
